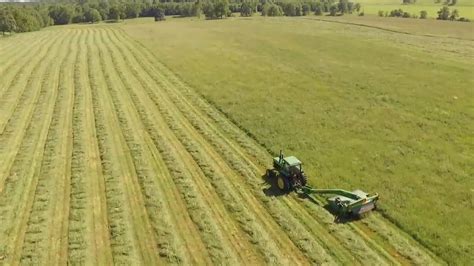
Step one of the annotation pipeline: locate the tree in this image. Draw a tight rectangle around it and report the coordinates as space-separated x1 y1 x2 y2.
240 2 253 17
202 2 215 18
314 2 323 15
262 3 283 16
49 5 73 25
192 2 203 18
282 2 302 16
302 3 311 15
337 0 348 14
88 9 102 23
420 10 427 18
0 11 17 35
449 8 459 20
124 3 141 19
437 6 450 20
154 8 165 21
378 10 384 16
203 0 230 19
109 6 122 21
214 0 230 18
354 3 361 12
329 5 338 16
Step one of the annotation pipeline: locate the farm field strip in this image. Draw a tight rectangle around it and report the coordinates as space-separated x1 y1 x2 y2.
108 28 342 265
0 32 60 136
101 28 266 261
0 33 51 99
112 27 441 265
0 25 444 264
0 30 73 264
115 27 443 264
0 32 65 193
69 28 116 265
19 29 78 265
105 29 308 265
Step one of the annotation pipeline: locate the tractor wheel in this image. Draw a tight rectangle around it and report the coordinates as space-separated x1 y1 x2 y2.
301 174 308 186
267 169 275 179
277 175 290 192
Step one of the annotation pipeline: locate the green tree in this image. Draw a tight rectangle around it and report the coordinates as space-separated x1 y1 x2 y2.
124 3 141 19
203 2 215 18
193 1 203 18
48 5 73 25
154 8 166 21
420 10 427 18
337 0 348 14
262 3 283 16
378 10 384 16
314 2 323 15
0 11 17 35
240 2 254 17
437 6 450 20
329 5 338 16
302 3 311 15
354 3 361 12
282 2 302 16
449 8 459 20
214 0 230 18
87 8 102 23
109 6 122 21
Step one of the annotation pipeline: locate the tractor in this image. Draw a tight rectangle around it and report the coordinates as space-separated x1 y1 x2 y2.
267 151 379 218
266 150 308 192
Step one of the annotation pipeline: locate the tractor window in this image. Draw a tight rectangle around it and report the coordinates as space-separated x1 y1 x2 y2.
290 165 300 174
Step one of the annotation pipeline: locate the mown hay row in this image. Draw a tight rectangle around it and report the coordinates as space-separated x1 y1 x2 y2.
68 28 114 265
97 29 185 264
19 29 79 265
0 33 52 99
0 33 71 264
88 28 161 265
0 33 63 191
87 29 140 265
100 29 250 265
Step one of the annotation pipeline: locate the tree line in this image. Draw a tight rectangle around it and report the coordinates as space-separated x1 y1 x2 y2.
0 0 362 35
377 7 468 21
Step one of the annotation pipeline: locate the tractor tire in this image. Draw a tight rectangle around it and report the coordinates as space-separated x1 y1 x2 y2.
301 173 308 186
267 169 275 179
277 175 290 192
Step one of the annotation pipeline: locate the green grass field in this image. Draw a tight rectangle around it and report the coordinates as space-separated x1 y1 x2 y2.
358 0 474 18
122 16 474 263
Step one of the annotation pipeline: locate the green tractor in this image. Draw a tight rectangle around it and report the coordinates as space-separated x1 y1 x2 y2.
267 151 379 218
267 150 308 192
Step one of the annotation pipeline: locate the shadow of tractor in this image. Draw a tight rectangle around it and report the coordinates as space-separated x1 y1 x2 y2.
261 172 287 197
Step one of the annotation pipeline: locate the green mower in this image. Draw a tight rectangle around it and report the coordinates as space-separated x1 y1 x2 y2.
267 151 379 217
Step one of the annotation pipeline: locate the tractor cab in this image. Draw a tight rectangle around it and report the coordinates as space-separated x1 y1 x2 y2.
273 155 303 176
269 151 308 192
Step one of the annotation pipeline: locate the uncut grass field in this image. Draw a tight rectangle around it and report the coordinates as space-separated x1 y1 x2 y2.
358 0 474 19
122 16 474 263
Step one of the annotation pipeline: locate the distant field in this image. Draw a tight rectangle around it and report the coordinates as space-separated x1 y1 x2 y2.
358 0 474 18
122 16 474 263
308 15 474 40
